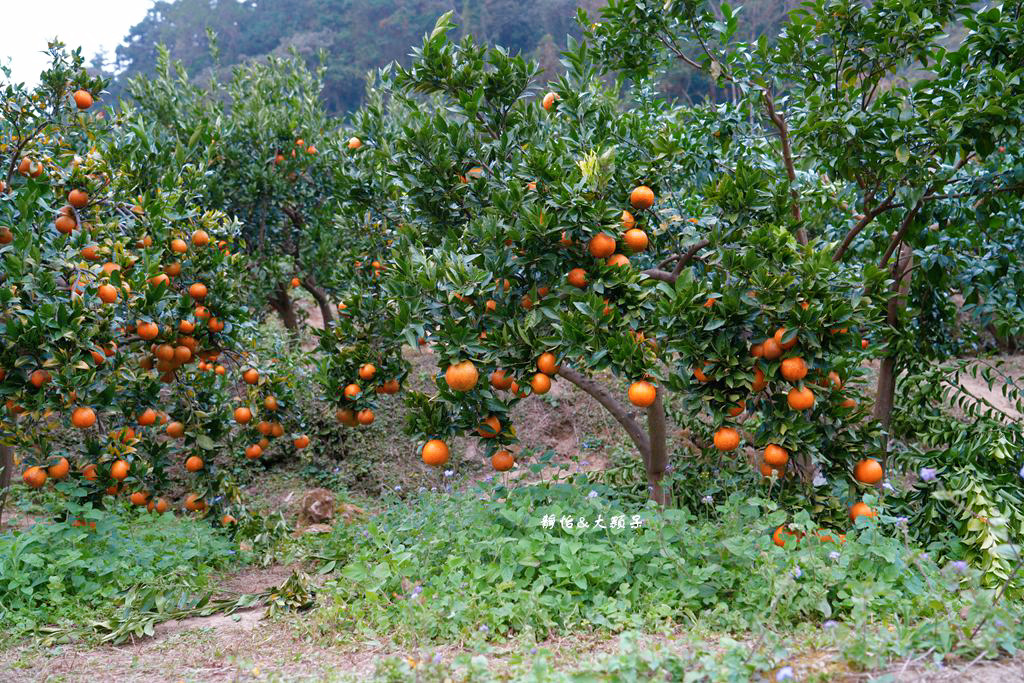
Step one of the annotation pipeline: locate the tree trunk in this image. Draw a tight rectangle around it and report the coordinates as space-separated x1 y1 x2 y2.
301 276 334 327
269 283 299 332
0 444 13 528
646 387 670 506
874 243 915 458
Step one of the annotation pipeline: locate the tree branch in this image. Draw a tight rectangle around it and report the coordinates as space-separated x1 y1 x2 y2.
559 366 650 462
833 189 898 262
761 90 805 243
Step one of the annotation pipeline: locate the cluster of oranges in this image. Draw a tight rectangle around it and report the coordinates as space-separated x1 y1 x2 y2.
335 362 401 428
566 185 653 290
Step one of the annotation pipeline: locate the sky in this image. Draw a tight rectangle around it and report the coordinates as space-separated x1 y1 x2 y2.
1 0 155 85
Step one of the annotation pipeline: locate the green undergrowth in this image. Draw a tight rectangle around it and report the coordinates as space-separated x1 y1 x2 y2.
310 477 1024 671
0 500 239 645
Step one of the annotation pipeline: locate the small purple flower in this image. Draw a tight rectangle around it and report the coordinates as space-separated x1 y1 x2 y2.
919 467 938 482
587 490 599 499
822 620 838 630
829 551 840 562
792 566 803 579
433 652 442 664
580 460 590 466
950 560 969 574
701 495 713 504
664 464 674 473
776 666 794 681
1019 464 1024 480
882 480 894 491
411 585 423 596
479 624 489 633
530 647 538 654
394 485 402 492
444 469 454 478
896 516 908 527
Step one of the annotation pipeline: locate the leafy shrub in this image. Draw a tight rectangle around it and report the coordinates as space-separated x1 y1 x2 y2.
312 479 1002 646
0 501 236 642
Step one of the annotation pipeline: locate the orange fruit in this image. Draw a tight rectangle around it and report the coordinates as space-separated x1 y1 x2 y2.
357 409 375 425
0 227 12 245
293 435 310 449
542 92 559 110
97 284 118 303
348 137 362 150
170 238 188 254
82 464 99 481
774 327 798 351
492 450 515 471
138 409 157 426
606 253 630 267
166 421 185 438
188 282 208 300
185 456 204 472
191 230 210 247
55 214 76 234
588 233 616 258
80 244 99 260
336 408 358 427
694 365 711 383
780 357 808 382
621 210 636 229
623 228 648 252
221 514 237 525
71 406 97 428
567 268 588 288
826 371 842 390
445 361 479 392
787 386 815 411
850 501 877 522
772 525 802 548
245 444 263 459
421 439 450 466
264 396 279 411
537 352 559 376
761 338 782 360
628 380 657 407
853 458 884 485
359 363 377 380
184 493 207 512
243 368 260 384
234 407 252 424
129 491 149 506
530 373 552 395
47 457 70 479
22 466 47 489
490 369 514 390
28 369 51 388
764 444 789 467
137 321 159 340
73 89 93 110
109 459 130 480
381 379 401 394
713 427 740 451
477 416 502 438
68 189 89 209
629 185 655 210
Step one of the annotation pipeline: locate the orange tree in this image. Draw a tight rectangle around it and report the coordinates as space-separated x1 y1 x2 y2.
332 4 1024 545
0 46 309 524
125 45 349 330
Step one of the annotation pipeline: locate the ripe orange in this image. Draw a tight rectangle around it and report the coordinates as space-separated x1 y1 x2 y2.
421 439 450 466
445 361 479 392
336 408 358 426
827 371 842 389
110 459 130 480
170 238 188 254
184 493 207 512
137 321 159 340
55 214 76 234
713 427 740 451
772 525 802 548
234 407 252 424
68 189 89 209
850 501 877 522
73 89 93 110
191 230 210 247
628 380 657 407
138 408 157 426
22 466 47 489
290 277 300 287
530 373 552 395
727 401 746 417
606 253 630 267
623 228 648 252
97 284 118 304
293 435 310 449
492 450 515 471
71 406 97 428
760 462 783 478
243 368 260 384
537 352 559 376
188 282 208 300
221 514 237 525
245 444 263 459
381 379 401 394
761 338 782 360
357 408 375 425
174 345 192 364
347 137 362 150
567 268 588 288
29 369 51 388
47 457 70 479
185 456 204 472
629 185 655 210
264 396 279 411
359 363 377 380
542 92 559 110
257 420 273 436
130 491 149 506
621 210 636 229
780 357 808 382
151 498 169 514
774 327 798 351
787 386 815 411
82 464 99 481
80 244 99 260
841 397 857 409
477 416 501 438
694 365 711 383
764 444 789 467
861 338 869 350
559 232 574 247
853 458 884 485
588 233 616 258
166 421 185 438
490 369 514 390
